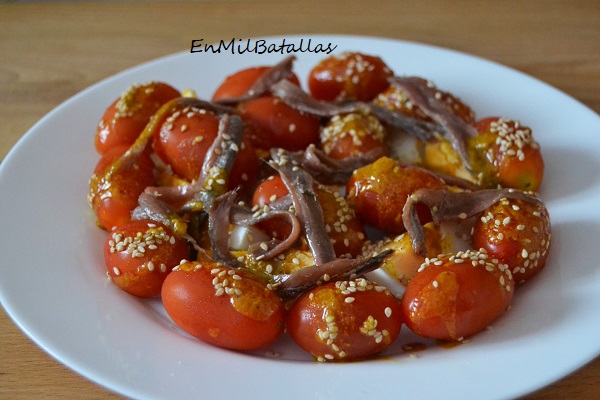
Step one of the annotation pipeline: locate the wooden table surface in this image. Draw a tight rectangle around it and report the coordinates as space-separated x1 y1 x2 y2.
1 1 599 399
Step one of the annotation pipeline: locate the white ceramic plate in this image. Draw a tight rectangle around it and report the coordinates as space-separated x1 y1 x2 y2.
1 35 600 400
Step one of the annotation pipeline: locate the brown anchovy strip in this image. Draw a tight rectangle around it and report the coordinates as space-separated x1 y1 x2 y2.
229 202 302 261
133 112 244 260
388 76 477 171
274 249 393 299
366 104 441 142
213 55 297 105
402 188 543 256
194 113 244 194
270 148 337 266
270 79 441 141
207 191 245 268
269 79 364 117
288 144 385 185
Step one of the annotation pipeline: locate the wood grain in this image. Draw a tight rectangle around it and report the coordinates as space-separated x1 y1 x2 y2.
1 1 599 399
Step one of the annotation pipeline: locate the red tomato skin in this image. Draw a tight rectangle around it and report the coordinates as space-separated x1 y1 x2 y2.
95 82 180 154
320 112 387 160
401 250 514 341
251 175 293 239
346 156 446 234
474 117 544 191
161 262 285 351
240 96 321 151
89 144 155 231
104 220 190 297
252 175 289 207
153 108 220 180
212 66 300 100
287 278 403 361
472 198 551 283
308 52 393 101
152 107 259 189
227 137 260 191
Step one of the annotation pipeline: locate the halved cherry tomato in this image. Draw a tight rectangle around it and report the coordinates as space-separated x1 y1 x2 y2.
320 112 387 160
104 219 190 297
308 52 393 101
240 96 321 151
88 144 155 231
152 105 259 189
401 249 514 341
287 277 402 361
95 82 180 154
472 117 544 191
346 156 446 234
162 261 285 351
472 197 551 283
212 66 300 101
377 222 450 286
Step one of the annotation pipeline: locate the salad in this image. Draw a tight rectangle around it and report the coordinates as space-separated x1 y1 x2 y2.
88 51 551 362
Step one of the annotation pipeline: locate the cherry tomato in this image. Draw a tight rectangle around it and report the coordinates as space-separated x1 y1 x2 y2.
373 78 476 124
240 96 321 151
104 219 190 297
162 261 285 351
88 144 155 231
401 249 514 341
422 139 472 183
95 82 180 154
252 174 290 207
287 278 402 361
212 66 300 100
251 175 293 240
152 105 259 189
346 156 446 234
471 117 544 191
472 197 551 283
308 52 393 101
320 112 387 160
